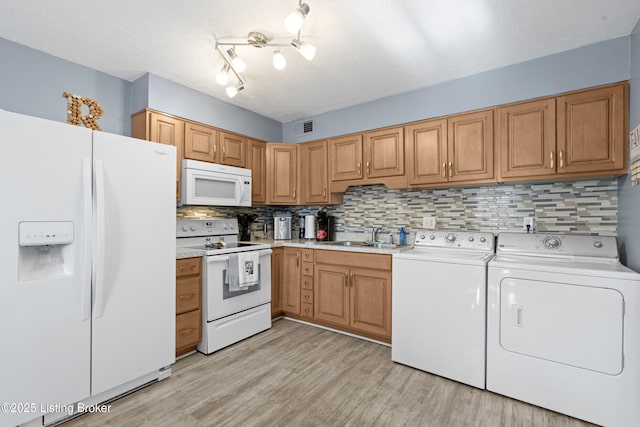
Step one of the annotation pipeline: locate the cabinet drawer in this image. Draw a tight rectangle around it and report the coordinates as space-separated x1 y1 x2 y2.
301 302 314 318
302 289 314 304
176 309 201 350
302 275 314 290
176 257 202 278
302 261 314 276
302 249 314 261
176 276 201 315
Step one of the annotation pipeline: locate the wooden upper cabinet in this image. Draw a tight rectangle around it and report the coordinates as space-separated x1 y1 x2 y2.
219 131 247 167
557 84 627 175
132 110 184 201
329 134 363 181
301 140 329 204
447 110 494 182
266 143 298 204
248 139 267 204
405 118 448 185
184 122 219 163
498 98 556 179
364 127 404 179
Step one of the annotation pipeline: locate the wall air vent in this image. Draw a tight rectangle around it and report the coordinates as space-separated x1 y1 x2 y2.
293 119 314 137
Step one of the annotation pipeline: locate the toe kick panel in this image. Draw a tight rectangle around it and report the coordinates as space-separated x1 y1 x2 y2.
500 278 624 374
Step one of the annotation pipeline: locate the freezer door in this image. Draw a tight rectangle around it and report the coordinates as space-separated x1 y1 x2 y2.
0 111 92 426
91 132 176 396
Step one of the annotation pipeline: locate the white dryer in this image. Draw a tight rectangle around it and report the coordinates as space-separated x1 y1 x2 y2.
392 230 495 389
487 232 640 426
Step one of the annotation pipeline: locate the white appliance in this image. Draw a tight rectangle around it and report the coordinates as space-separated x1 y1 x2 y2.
0 110 176 427
392 230 495 389
180 159 251 207
487 232 640 426
176 219 272 354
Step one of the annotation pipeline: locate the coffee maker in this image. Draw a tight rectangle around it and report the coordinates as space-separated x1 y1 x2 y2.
315 208 335 241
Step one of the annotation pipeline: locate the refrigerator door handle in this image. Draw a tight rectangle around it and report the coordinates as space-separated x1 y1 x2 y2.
93 159 106 318
81 157 92 321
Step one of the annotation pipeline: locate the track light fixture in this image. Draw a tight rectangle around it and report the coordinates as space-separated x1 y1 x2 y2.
213 1 316 97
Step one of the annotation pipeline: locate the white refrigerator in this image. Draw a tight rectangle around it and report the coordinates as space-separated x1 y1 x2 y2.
0 110 176 427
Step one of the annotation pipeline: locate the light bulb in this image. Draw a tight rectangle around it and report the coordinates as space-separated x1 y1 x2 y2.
216 64 229 85
226 86 238 98
284 3 310 34
292 39 316 61
273 50 287 70
227 48 247 72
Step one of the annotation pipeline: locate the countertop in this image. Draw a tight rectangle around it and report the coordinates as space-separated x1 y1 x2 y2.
176 239 412 259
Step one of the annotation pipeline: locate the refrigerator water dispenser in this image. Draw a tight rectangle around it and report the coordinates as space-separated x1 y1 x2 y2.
18 221 75 282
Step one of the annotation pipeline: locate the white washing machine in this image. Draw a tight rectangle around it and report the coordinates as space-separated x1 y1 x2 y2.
487 232 640 426
392 230 495 389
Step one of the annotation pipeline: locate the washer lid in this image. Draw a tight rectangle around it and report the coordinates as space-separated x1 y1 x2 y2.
393 247 494 265
496 232 618 259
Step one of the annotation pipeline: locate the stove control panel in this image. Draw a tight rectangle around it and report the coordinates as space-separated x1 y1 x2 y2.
414 230 495 251
176 218 238 238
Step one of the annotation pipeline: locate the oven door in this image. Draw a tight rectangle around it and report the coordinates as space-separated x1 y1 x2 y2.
180 167 250 207
203 249 272 321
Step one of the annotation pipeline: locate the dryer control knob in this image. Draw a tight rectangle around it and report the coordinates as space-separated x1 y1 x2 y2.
594 241 603 248
429 235 435 240
181 226 188 232
543 236 561 249
468 236 474 242
480 237 486 243
420 234 426 240
446 233 456 243
190 226 197 232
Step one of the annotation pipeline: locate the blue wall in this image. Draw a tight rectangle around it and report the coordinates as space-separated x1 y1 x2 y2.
283 37 630 142
0 38 132 136
141 73 282 141
618 18 640 271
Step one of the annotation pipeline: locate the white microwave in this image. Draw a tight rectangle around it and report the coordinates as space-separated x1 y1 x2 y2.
179 160 252 207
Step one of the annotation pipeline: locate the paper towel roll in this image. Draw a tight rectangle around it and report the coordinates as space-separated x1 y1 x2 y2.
304 215 316 240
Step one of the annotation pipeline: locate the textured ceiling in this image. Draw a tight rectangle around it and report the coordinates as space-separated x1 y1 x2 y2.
0 0 639 122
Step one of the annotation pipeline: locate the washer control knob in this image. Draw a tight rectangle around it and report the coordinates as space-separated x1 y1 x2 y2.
468 236 474 242
594 241 603 248
480 237 486 243
446 233 456 243
190 226 196 232
420 234 426 240
223 224 228 230
181 226 188 232
429 235 435 240
543 236 561 249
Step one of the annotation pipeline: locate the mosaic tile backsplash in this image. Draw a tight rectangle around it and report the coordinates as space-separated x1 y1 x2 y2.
176 178 618 239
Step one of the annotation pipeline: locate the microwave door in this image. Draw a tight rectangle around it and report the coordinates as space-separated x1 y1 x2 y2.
187 170 241 206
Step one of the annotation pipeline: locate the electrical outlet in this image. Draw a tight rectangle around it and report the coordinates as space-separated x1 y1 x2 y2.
422 216 436 229
522 217 535 233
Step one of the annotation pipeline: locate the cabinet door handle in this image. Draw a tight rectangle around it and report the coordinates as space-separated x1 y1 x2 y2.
442 162 446 178
296 253 300 266
222 146 226 161
448 162 453 177
323 187 326 198
349 271 354 287
366 161 371 175
293 188 297 200
550 151 554 169
213 144 217 159
344 272 348 287
357 162 361 175
559 150 564 168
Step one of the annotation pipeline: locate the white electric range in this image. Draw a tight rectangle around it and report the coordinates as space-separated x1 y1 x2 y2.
176 218 272 354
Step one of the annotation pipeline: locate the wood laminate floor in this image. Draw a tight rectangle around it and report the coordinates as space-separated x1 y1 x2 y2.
64 319 593 427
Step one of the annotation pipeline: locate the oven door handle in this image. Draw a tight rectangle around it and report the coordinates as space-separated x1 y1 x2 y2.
205 248 273 264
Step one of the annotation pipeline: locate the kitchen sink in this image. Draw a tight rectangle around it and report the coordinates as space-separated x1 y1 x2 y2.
325 241 400 249
329 241 369 246
366 242 400 249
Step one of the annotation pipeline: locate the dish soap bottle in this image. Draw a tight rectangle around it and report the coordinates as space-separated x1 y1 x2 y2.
399 227 406 245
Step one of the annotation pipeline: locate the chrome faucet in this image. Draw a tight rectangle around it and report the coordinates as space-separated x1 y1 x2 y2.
370 226 382 242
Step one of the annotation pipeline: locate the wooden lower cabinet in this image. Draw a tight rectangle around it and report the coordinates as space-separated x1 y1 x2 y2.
271 248 284 318
175 257 202 357
314 250 392 342
282 248 302 315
